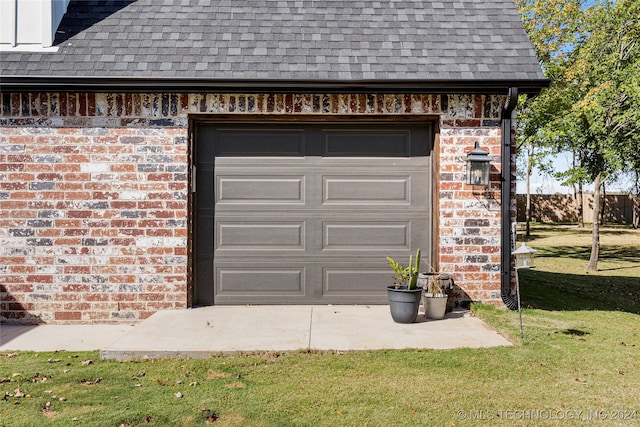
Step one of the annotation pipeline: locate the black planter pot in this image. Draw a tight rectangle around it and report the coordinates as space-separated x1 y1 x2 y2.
387 285 422 323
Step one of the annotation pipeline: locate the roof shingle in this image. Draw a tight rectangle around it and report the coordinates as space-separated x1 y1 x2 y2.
0 0 546 87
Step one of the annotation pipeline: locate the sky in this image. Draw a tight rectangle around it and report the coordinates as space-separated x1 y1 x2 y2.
516 156 635 195
516 153 575 195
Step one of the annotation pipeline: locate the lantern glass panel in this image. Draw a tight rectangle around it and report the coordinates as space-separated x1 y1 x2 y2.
515 253 533 268
467 160 490 186
513 243 537 269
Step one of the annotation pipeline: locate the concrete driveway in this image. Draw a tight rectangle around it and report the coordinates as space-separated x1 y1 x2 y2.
1 305 512 360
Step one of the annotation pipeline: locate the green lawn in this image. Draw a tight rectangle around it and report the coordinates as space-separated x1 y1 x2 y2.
517 224 640 312
1 225 639 426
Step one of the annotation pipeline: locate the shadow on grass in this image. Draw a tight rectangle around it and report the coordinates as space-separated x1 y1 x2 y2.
525 222 637 232
536 246 640 266
520 225 638 242
518 269 640 314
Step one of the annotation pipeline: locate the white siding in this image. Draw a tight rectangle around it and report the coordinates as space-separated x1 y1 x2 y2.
0 0 69 49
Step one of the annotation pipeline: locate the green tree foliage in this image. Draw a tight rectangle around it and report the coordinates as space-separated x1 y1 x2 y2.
566 0 640 175
517 0 640 270
568 0 640 269
515 0 587 235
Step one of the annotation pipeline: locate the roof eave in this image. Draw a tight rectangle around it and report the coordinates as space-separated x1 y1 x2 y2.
0 76 550 95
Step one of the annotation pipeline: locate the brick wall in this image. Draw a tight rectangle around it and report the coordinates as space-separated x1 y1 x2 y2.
439 126 505 303
1 92 508 323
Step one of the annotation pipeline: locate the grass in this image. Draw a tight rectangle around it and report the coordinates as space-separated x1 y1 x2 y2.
517 224 640 312
1 224 639 426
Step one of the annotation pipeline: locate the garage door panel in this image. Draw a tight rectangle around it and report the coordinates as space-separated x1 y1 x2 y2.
217 129 306 156
195 122 432 305
217 268 305 295
323 267 391 297
323 222 411 250
217 221 305 250
324 131 411 156
217 176 305 204
323 176 410 204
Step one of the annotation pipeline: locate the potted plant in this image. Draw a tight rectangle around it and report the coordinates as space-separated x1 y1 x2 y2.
420 272 450 320
386 248 423 323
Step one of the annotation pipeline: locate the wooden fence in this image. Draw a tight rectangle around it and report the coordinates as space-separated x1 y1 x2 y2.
516 193 639 225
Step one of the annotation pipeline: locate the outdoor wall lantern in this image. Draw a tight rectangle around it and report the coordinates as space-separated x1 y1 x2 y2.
512 242 537 339
513 242 537 269
466 141 491 186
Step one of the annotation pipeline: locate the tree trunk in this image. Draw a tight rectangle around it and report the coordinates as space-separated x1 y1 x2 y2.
586 174 602 271
525 191 531 236
634 170 639 230
573 183 584 228
525 145 533 237
634 195 640 229
577 183 584 228
574 151 585 228
600 182 606 225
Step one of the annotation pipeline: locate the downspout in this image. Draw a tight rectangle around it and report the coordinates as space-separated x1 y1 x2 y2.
501 87 519 310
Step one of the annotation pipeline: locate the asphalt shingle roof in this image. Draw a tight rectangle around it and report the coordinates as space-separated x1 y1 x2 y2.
0 0 546 87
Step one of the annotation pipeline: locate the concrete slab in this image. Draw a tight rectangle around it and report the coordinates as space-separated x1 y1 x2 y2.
0 324 134 352
100 306 313 360
310 305 512 350
1 306 513 360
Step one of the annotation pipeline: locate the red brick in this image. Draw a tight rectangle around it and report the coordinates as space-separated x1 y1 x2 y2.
145 301 177 310
146 285 171 293
56 293 83 301
148 247 172 255
111 294 136 302
27 275 53 283
117 302 146 311
139 220 164 228
111 164 135 172
64 266 91 274
6 263 33 273
35 229 62 237
57 182 83 191
55 311 81 321
110 275 136 283
63 229 88 237
62 173 91 181
55 219 83 228
146 228 173 237
138 311 155 320
139 293 165 301
0 163 25 172
83 293 110 302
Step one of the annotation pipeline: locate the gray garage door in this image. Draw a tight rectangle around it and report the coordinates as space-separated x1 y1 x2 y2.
194 122 432 305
